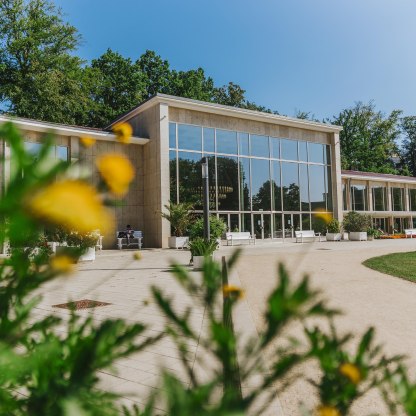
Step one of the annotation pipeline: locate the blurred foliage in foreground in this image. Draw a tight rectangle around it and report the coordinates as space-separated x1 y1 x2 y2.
0 123 415 415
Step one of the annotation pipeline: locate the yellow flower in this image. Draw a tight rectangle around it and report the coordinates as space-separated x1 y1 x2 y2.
133 251 142 260
27 180 114 234
339 362 362 384
313 210 333 224
80 136 96 148
50 255 74 274
112 122 133 144
222 284 245 300
96 153 135 196
316 406 341 416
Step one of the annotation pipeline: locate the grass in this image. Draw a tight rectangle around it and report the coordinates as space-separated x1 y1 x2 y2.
363 251 416 282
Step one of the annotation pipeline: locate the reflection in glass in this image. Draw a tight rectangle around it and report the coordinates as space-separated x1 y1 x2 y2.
372 186 387 211
203 128 215 153
241 213 251 233
251 158 271 211
239 133 249 156
270 138 280 159
309 143 324 164
324 145 331 165
282 162 300 211
169 122 176 148
302 213 311 230
217 156 239 210
326 166 333 211
56 146 68 161
216 129 238 155
299 142 308 162
230 214 239 232
410 189 416 211
178 124 202 151
311 213 327 234
253 214 263 239
309 165 326 211
169 150 177 203
351 185 367 211
342 183 347 211
299 164 310 211
250 135 269 158
281 139 298 161
273 213 283 238
271 161 281 211
239 158 251 211
263 215 271 238
392 188 405 211
178 151 202 208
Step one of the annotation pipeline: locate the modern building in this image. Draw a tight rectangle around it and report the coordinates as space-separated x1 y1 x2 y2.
1 94 416 249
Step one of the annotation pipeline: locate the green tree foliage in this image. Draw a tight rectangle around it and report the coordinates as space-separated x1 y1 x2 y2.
331 102 402 174
87 49 146 127
400 116 416 176
0 0 90 124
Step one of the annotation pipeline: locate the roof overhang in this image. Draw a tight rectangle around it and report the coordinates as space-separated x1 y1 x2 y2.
342 171 416 185
0 115 149 145
108 94 343 134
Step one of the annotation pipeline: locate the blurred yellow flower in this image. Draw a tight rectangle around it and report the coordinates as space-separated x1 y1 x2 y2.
313 210 333 224
223 284 245 300
50 255 74 274
339 362 362 384
133 251 142 260
96 153 135 196
80 136 96 148
112 122 133 144
317 406 341 416
28 180 113 234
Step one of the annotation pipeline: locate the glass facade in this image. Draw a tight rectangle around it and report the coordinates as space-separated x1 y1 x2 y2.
169 122 333 237
392 187 405 211
25 142 68 161
372 186 387 211
350 184 367 211
409 189 416 211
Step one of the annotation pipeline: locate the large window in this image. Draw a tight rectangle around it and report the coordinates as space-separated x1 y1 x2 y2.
169 122 333 236
392 187 405 211
351 184 367 211
409 188 416 211
25 142 68 161
372 186 387 211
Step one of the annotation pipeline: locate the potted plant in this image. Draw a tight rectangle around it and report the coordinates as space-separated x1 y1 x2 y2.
326 219 342 241
161 202 194 249
342 212 371 241
189 216 227 245
54 230 99 262
188 237 218 270
366 227 380 241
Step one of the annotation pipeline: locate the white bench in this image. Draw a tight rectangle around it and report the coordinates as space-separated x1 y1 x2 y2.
117 231 143 249
225 232 256 246
405 229 416 238
295 230 322 243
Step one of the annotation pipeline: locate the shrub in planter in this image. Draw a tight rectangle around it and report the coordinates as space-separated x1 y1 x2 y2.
343 212 371 241
161 202 194 248
326 219 342 241
188 237 218 269
189 216 227 241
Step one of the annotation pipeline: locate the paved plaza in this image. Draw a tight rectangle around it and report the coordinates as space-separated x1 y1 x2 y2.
32 238 416 415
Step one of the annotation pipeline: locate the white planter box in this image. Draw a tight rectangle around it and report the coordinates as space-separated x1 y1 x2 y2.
168 236 189 249
193 256 205 270
326 233 342 241
342 232 349 240
349 232 367 241
79 247 96 262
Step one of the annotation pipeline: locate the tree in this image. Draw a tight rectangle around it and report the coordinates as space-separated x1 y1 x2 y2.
170 68 215 102
87 49 145 127
0 0 89 124
400 116 416 176
331 102 402 174
137 50 172 98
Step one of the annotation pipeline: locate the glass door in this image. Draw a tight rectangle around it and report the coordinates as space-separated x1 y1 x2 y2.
253 214 264 239
283 214 301 238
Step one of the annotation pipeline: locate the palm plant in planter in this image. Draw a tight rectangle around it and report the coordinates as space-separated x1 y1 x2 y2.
161 202 194 248
326 219 342 241
342 212 371 241
188 237 218 269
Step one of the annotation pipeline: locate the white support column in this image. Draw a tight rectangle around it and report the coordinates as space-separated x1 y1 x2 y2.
367 181 373 213
331 132 343 220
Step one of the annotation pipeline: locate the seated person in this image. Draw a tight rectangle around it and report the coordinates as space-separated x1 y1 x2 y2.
118 225 135 240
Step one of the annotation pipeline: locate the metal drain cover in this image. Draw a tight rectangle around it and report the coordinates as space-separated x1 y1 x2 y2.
53 299 111 310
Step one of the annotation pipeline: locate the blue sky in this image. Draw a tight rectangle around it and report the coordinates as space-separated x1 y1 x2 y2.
55 0 416 120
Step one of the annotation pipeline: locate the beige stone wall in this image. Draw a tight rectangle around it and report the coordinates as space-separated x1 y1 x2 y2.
128 103 170 248
169 107 331 144
79 139 144 249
